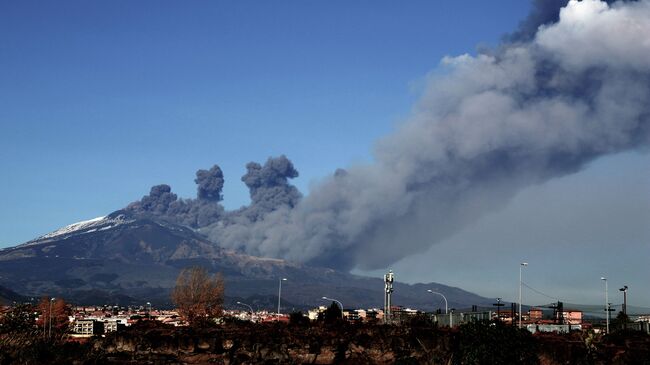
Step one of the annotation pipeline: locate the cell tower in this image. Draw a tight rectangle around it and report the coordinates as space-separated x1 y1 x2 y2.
384 270 394 324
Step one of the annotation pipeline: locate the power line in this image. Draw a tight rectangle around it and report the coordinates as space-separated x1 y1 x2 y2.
521 281 561 302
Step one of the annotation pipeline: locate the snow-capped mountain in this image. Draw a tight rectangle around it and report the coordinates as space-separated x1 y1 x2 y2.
0 210 491 309
20 213 135 246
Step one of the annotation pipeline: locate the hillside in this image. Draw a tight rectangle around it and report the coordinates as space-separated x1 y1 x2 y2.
0 211 492 310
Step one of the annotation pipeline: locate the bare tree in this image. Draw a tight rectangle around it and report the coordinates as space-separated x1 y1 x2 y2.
171 266 224 325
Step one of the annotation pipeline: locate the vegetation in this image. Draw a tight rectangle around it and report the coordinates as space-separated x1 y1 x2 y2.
614 311 631 330
171 266 224 326
35 297 71 341
319 301 343 324
452 320 539 365
0 303 37 336
289 311 310 326
0 311 649 364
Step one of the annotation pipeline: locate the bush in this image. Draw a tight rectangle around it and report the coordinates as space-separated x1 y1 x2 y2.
289 311 310 326
452 320 539 365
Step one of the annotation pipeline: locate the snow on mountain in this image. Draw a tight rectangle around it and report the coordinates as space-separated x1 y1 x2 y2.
20 213 135 247
40 216 105 239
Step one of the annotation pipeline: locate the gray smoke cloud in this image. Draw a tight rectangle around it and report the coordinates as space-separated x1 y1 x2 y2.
126 165 226 228
125 157 302 229
506 0 636 42
242 155 301 213
123 0 650 271
195 165 225 201
202 0 650 270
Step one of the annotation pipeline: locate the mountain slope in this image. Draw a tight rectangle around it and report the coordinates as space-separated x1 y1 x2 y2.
0 211 492 310
0 285 24 305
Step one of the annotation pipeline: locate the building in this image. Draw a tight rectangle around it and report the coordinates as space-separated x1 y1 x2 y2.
73 320 104 336
559 310 582 325
529 308 543 321
102 319 127 332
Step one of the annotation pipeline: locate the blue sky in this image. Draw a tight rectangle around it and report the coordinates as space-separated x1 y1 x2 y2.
2 1 648 305
0 0 529 244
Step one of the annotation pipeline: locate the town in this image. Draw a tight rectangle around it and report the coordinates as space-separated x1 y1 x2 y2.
37 301 650 338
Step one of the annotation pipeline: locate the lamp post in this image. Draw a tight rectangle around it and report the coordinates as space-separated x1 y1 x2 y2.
277 278 287 320
519 262 528 329
48 297 55 340
427 289 450 326
619 285 628 316
236 301 254 320
321 296 344 318
601 277 609 334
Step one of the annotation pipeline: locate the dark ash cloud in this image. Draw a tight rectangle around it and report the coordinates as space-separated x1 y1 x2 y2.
195 165 224 201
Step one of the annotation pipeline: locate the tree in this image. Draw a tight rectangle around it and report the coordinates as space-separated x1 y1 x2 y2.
289 311 310 326
453 320 539 365
615 311 630 330
0 303 37 335
35 297 71 340
323 301 342 324
171 266 224 325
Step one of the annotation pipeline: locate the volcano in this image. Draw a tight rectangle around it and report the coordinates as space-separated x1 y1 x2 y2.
0 210 492 310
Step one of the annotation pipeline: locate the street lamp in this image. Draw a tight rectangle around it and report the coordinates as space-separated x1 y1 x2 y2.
277 278 287 320
321 296 344 318
601 277 609 334
236 301 254 320
427 289 450 326
519 262 528 329
619 285 628 316
48 297 55 340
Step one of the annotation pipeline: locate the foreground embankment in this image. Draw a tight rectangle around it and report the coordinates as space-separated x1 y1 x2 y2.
1 320 649 364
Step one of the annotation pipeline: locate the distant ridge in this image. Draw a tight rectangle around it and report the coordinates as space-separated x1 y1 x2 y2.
0 211 493 310
0 285 24 305
534 302 650 317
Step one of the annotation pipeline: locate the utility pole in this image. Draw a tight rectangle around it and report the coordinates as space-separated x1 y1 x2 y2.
519 262 528 329
601 277 609 334
277 278 287 320
48 297 55 340
493 298 504 322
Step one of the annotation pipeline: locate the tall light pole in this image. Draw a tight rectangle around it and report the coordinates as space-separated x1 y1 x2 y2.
601 277 609 334
237 301 254 320
322 297 344 319
619 285 628 316
427 289 450 326
48 297 55 340
519 262 528 329
277 278 287 320
493 298 504 322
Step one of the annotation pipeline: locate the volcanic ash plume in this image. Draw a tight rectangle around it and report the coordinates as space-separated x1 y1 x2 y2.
204 0 650 270
126 165 225 228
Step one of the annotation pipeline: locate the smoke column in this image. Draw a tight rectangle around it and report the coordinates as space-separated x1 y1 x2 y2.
126 165 225 228
203 0 650 269
125 0 650 271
